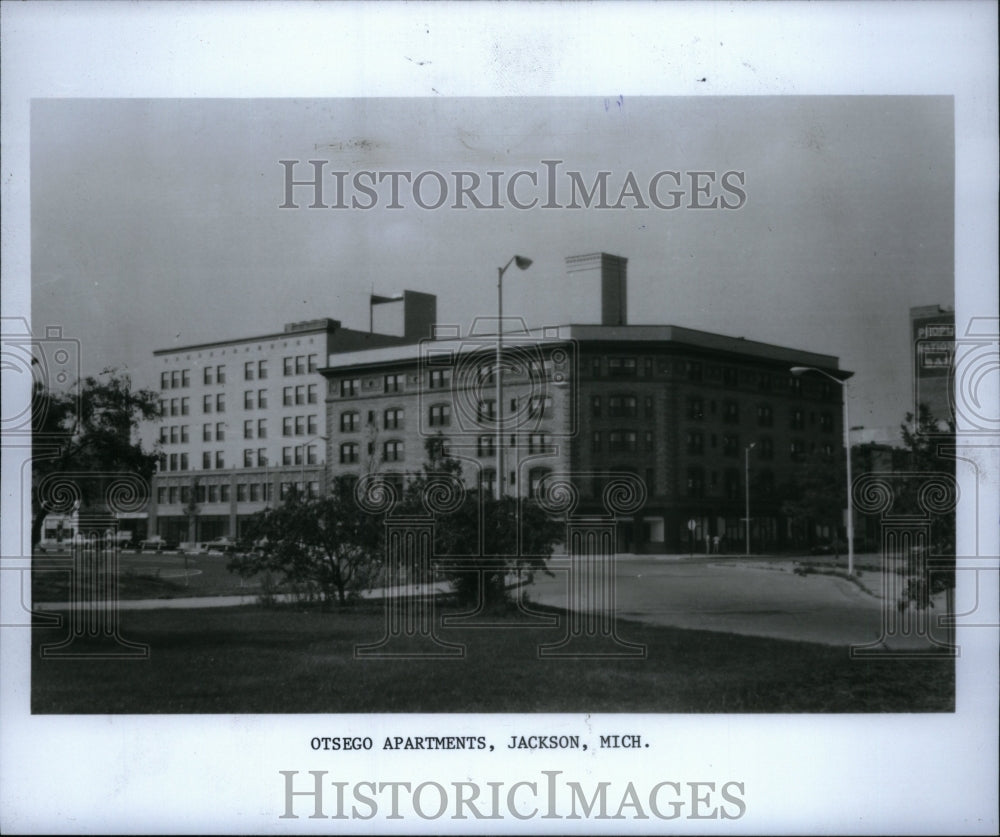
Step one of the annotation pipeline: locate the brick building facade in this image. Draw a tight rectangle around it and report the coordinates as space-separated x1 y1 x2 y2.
320 255 849 553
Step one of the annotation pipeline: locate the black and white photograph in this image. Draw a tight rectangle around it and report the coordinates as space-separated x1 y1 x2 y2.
2 2 997 834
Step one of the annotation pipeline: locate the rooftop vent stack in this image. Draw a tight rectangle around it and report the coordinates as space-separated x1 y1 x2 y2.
565 253 628 326
370 290 438 340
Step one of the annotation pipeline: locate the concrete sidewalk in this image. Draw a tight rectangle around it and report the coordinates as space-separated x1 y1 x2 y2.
35 580 453 611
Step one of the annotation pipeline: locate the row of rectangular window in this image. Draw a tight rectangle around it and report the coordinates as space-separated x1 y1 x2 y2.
157 483 231 504
685 397 833 430
163 359 318 393
162 445 325 471
242 449 270 468
203 422 227 441
283 355 319 376
685 432 767 457
279 444 320 466
166 394 345 417
160 369 193 389
157 481 322 504
203 365 227 385
203 451 226 469
336 367 564 398
240 447 321 467
281 415 319 436
220 467 583 502
156 482 274 504
243 419 267 439
338 399 551 435
243 360 268 381
201 364 226 386
280 481 321 500
474 434 548 455
159 398 190 417
203 394 226 413
242 390 269 409
160 425 190 444
164 365 290 389
684 431 834 460
590 430 654 454
337 431 555 465
338 441 402 464
474 467 557 498
337 369 447 397
281 385 318 406
590 395 656 419
332 360 838 397
587 358 834 398
160 453 190 472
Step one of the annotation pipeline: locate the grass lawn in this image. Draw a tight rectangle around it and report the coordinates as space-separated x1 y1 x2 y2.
31 552 267 601
31 601 953 714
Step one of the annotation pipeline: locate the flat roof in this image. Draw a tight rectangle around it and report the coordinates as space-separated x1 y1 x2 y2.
153 323 414 357
320 323 847 376
153 321 342 356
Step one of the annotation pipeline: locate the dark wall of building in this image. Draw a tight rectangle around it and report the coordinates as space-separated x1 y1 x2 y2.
575 345 844 552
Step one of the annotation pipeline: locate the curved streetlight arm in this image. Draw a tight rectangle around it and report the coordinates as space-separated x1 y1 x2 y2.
790 365 853 385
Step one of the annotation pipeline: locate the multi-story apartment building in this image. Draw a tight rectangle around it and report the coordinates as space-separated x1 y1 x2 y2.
322 254 849 553
319 326 578 501
149 292 435 542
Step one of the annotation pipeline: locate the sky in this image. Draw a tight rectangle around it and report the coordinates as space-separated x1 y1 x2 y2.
31 96 954 439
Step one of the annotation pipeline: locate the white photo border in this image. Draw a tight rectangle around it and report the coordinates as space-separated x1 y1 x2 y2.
2 2 997 834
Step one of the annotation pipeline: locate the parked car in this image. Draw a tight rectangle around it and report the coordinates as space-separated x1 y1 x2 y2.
140 536 178 552
204 537 238 555
112 531 136 550
35 541 72 554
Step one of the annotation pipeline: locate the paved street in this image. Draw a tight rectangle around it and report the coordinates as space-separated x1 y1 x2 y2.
525 554 951 650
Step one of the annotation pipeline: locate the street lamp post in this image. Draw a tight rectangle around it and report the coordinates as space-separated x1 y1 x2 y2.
745 442 756 557
790 366 854 576
495 255 533 500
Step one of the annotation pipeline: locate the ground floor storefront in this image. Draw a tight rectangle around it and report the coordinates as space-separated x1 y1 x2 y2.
580 504 845 555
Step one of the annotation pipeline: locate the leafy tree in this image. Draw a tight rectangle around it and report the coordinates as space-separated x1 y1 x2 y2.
229 475 383 606
896 404 956 604
401 437 563 609
781 449 847 558
31 369 160 547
